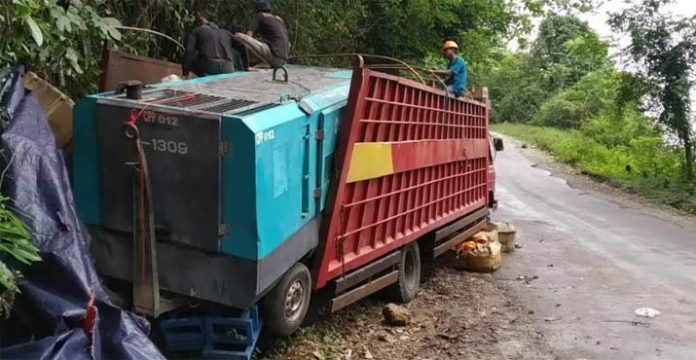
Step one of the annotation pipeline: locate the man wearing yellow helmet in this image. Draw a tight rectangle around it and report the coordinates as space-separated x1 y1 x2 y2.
434 40 468 98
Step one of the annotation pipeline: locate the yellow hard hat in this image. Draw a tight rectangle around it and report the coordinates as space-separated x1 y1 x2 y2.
442 40 459 51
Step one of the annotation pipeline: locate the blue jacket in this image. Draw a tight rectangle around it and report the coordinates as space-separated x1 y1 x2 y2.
445 56 468 95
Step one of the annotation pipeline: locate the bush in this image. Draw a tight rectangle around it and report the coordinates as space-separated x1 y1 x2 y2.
627 138 682 179
533 71 619 128
0 194 41 319
580 108 657 148
493 123 695 214
0 0 122 98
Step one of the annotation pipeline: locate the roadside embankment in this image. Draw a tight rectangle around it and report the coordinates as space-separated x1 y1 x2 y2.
492 123 696 215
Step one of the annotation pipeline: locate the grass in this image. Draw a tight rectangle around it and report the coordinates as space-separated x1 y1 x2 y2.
492 123 696 215
253 326 342 360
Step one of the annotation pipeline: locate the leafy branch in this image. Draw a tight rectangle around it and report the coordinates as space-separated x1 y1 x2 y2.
0 193 40 320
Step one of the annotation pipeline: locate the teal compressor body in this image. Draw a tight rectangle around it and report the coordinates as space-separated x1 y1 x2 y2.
72 66 351 310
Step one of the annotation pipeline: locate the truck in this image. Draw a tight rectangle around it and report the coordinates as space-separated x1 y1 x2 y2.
72 58 502 358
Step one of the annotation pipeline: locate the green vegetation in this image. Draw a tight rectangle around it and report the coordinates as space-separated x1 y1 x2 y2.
532 71 621 128
0 194 41 319
2 0 593 98
1 0 121 98
484 1 695 214
493 123 696 214
610 0 696 180
1 0 693 212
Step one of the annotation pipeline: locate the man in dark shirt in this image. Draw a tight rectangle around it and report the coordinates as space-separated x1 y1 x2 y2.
183 11 249 76
234 1 289 68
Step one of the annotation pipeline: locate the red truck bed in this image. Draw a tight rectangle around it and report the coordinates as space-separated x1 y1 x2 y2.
314 68 490 289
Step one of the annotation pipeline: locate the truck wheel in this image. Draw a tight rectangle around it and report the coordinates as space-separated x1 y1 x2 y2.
388 242 421 303
261 262 312 337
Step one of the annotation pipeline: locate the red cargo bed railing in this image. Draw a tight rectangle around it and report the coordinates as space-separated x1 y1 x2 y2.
314 68 489 289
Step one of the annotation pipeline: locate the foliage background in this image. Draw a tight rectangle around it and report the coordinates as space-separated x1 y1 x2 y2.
1 0 559 97
484 5 696 213
0 0 694 213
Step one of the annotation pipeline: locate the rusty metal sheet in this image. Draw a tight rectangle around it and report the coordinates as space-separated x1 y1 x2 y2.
100 43 188 92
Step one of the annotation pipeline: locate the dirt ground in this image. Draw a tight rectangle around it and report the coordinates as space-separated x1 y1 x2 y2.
255 253 556 360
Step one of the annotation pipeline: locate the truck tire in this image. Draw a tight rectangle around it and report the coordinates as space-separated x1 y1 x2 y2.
261 262 312 337
388 242 421 303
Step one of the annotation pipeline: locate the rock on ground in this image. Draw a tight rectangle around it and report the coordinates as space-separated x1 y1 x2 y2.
382 303 410 326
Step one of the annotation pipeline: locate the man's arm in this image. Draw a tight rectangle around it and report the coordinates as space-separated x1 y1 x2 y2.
231 35 250 70
182 30 198 76
430 69 452 77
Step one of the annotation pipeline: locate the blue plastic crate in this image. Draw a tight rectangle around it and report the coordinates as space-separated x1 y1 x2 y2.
203 306 262 360
159 316 207 351
159 306 262 360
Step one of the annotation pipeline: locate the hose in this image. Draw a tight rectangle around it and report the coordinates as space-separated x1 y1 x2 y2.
290 53 426 85
116 26 185 51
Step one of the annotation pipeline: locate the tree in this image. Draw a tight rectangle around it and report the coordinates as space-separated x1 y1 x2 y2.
533 70 620 128
610 0 696 180
530 15 608 92
0 0 122 98
481 50 549 123
483 12 609 124
531 14 592 69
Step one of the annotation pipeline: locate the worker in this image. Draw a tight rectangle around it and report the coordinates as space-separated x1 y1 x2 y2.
434 40 468 98
182 10 249 77
233 1 289 68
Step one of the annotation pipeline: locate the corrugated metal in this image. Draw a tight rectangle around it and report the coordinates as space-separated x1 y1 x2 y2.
314 69 490 288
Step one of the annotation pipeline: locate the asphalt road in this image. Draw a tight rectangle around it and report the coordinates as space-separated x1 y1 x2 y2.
492 140 696 360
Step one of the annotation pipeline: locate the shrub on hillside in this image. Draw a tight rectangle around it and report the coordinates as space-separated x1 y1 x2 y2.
580 109 657 148
533 71 619 128
493 123 695 214
627 138 682 179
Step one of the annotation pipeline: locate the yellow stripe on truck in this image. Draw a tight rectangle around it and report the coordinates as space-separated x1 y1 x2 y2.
346 143 394 183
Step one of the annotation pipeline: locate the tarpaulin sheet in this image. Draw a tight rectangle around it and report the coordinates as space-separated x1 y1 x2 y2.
0 66 164 360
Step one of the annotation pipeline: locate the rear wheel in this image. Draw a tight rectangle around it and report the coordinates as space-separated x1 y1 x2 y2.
388 242 421 303
261 262 312 337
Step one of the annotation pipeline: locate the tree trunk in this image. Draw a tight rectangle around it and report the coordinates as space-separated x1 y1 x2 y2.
684 133 694 181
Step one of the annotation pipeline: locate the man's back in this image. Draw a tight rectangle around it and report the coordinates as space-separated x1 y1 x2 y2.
189 25 235 61
249 12 289 61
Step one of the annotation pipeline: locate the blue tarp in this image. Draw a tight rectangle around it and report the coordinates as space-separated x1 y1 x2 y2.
0 66 165 360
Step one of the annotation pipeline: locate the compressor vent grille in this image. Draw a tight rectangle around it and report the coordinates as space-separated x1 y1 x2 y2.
200 98 257 113
138 89 260 115
324 152 335 182
165 93 223 108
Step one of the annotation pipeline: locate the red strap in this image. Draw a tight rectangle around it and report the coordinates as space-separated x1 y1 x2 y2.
127 94 197 125
83 289 97 336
